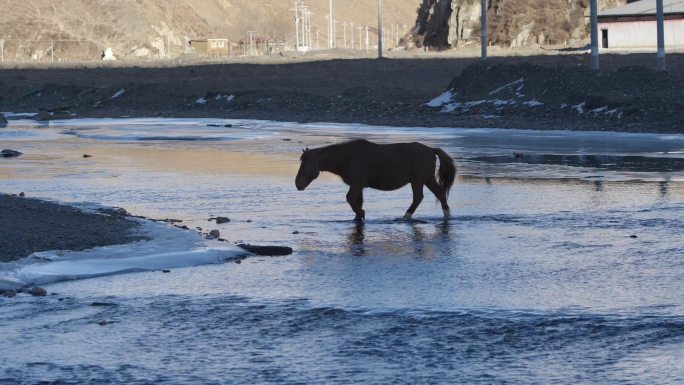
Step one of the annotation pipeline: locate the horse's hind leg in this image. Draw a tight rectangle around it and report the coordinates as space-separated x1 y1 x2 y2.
346 186 365 222
426 176 450 219
403 182 424 220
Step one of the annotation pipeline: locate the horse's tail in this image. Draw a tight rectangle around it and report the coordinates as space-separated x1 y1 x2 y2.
433 148 456 197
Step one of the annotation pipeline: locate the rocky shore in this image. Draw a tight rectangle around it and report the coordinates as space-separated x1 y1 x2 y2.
0 193 145 263
1 52 682 133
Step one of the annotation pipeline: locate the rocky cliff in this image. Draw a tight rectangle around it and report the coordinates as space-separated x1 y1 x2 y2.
407 0 629 50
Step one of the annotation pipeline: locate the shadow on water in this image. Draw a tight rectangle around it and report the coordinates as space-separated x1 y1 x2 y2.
469 154 684 172
346 220 455 257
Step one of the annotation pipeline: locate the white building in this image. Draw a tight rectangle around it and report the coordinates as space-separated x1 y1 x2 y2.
598 0 683 50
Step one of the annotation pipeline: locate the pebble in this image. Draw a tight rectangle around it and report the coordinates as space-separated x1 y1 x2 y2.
1 149 23 158
90 301 117 307
630 234 638 238
292 230 299 234
1 290 17 298
83 154 92 158
28 286 47 296
162 269 170 273
208 229 220 239
237 244 293 256
215 216 230 224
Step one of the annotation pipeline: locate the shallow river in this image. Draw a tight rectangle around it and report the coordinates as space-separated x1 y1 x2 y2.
1 118 683 384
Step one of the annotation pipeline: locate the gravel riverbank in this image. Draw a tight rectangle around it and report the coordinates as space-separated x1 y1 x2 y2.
0 193 145 263
1 52 682 133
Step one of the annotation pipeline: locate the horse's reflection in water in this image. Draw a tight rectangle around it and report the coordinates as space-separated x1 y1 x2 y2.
347 220 455 257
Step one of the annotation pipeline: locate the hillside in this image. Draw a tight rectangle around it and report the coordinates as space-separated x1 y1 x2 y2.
0 0 418 61
1 1 641 62
407 0 629 50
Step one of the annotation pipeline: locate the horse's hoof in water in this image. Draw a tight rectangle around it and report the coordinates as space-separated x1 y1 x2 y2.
402 212 413 221
443 209 451 220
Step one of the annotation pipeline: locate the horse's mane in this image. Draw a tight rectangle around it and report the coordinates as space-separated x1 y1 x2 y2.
303 139 370 160
322 139 369 150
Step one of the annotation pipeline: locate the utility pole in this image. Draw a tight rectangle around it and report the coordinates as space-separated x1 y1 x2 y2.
350 22 354 50
328 0 333 48
480 0 487 60
656 0 666 71
333 19 337 48
377 0 383 58
590 0 599 70
358 26 362 49
394 24 398 46
305 6 312 51
293 1 300 51
249 31 255 55
343 21 347 48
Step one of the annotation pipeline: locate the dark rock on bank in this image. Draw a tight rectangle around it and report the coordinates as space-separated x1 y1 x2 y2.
1 149 22 158
25 286 47 296
0 113 7 127
215 216 230 224
90 301 118 307
237 244 293 256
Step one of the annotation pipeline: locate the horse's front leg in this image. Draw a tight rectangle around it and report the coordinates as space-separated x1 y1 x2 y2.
403 182 424 220
346 186 365 222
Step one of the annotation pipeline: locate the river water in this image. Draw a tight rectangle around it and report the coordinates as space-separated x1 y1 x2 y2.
1 118 683 384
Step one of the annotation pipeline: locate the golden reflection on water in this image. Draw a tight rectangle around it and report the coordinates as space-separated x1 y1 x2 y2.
88 145 300 176
0 142 303 179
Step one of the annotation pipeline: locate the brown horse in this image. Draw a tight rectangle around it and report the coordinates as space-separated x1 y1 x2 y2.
295 139 456 221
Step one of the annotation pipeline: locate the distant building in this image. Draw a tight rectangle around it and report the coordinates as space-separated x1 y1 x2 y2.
189 38 231 57
597 0 684 50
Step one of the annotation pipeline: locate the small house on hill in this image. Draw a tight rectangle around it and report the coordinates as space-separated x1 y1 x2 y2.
189 38 230 57
598 0 684 50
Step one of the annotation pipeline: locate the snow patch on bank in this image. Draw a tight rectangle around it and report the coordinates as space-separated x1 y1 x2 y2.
426 90 454 107
428 78 622 118
110 89 126 99
489 78 524 96
215 94 236 102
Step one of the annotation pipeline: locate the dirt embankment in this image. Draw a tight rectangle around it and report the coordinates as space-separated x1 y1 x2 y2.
0 53 682 133
432 62 684 133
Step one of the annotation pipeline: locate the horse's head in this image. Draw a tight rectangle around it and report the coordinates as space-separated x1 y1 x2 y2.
295 148 320 191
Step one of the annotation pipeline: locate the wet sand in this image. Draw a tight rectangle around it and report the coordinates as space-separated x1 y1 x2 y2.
0 193 145 262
